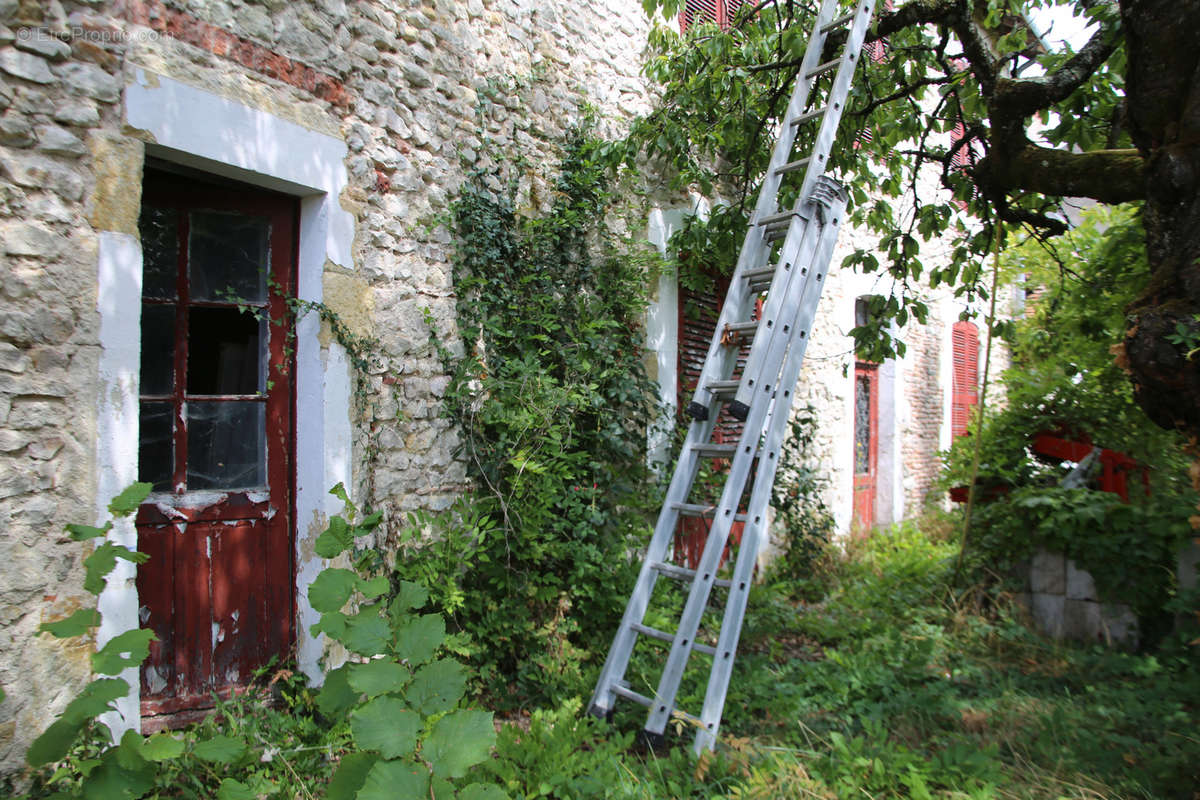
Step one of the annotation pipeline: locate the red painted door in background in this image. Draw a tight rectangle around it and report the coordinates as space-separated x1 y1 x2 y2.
135 169 297 727
852 362 879 532
951 321 980 438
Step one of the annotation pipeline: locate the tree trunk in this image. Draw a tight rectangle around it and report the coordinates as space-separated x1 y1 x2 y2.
1119 0 1200 447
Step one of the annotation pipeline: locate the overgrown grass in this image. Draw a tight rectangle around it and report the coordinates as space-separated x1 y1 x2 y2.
499 520 1200 799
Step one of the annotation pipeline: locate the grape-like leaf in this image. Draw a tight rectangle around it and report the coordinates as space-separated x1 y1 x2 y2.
424 710 496 778
392 614 444 665
458 784 510 800
139 732 185 762
39 608 100 639
325 752 377 800
316 665 358 718
357 575 390 599
108 483 153 517
355 758 429 800
406 659 467 715
315 515 354 558
65 522 112 542
307 568 358 614
391 580 428 613
347 660 410 699
349 697 419 760
91 629 155 676
341 610 391 657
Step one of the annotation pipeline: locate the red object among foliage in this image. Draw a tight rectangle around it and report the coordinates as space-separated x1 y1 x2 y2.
951 321 980 438
679 0 746 32
1030 433 1151 503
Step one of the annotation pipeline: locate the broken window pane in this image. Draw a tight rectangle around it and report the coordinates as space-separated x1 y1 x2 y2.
188 211 269 303
187 308 264 395
140 304 176 396
187 401 266 490
139 401 174 491
139 206 178 300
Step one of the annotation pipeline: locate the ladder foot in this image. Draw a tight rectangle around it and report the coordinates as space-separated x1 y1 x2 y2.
638 728 667 752
587 702 613 723
686 401 709 421
726 400 750 422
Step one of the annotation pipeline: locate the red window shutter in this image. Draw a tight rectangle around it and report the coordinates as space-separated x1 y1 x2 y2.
681 0 744 33
951 321 979 438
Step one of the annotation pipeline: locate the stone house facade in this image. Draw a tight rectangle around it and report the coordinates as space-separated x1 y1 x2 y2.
0 0 992 778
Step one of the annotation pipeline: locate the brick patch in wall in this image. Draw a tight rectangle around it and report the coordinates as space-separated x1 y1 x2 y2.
116 0 351 108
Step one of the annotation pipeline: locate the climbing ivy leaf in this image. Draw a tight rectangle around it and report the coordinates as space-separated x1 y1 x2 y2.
325 751 378 800
307 568 358 613
392 613 444 665
347 660 410 699
349 697 419 760
65 522 112 541
341 610 391 657
407 659 467 715
39 608 101 639
91 629 155 676
107 482 153 517
424 710 496 778
356 758 429 800
315 515 354 558
316 664 358 718
83 544 147 595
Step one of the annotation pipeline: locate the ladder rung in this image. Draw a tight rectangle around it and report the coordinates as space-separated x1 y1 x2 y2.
612 683 653 708
757 210 798 227
765 224 791 242
806 59 841 79
790 106 827 127
629 622 719 657
705 380 738 398
775 156 811 176
743 266 776 287
693 443 736 459
820 11 856 33
650 559 734 589
723 320 758 336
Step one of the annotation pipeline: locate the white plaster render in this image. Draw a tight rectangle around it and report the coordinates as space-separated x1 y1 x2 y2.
121 70 354 685
94 231 144 738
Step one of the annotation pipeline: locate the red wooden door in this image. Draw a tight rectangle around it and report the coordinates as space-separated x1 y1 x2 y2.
951 321 980 438
852 362 879 532
135 170 296 726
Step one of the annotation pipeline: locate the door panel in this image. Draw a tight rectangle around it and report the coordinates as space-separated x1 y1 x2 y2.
853 362 878 532
135 169 297 726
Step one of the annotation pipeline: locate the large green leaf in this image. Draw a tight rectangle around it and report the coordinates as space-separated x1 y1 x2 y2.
458 784 509 800
91 629 155 676
81 748 154 800
317 664 359 718
358 574 390 599
26 717 85 767
216 778 256 800
308 568 359 614
39 608 100 639
65 522 111 542
342 610 391 656
350 697 420 760
83 544 147 595
392 614 445 665
424 710 495 779
406 659 467 715
138 732 185 762
355 758 429 800
347 660 410 699
315 515 354 558
391 581 428 613
312 610 348 640
61 678 130 724
191 734 246 763
325 752 378 800
107 483 153 517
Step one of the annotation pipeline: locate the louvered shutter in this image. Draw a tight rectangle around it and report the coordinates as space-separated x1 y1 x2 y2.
951 321 979 438
681 0 744 32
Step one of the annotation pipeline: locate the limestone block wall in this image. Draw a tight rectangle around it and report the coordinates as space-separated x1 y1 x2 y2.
0 0 652 776
1018 549 1140 647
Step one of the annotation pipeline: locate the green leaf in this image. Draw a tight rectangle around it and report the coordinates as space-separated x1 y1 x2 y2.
312 610 348 641
424 710 496 778
192 734 246 763
81 748 154 800
458 784 509 800
308 568 359 613
39 608 101 639
83 544 148 595
391 580 428 613
107 483 153 517
326 752 378 800
317 665 359 718
139 732 185 762
407 659 467 715
315 515 354 558
60 678 129 724
216 778 256 800
392 614 445 665
27 718 85 767
91 629 155 675
356 758 429 800
65 522 112 542
358 575 390 599
342 610 391 657
347 660 411 699
115 730 149 772
350 697 420 760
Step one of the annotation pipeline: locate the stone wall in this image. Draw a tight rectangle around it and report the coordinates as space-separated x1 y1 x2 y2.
1018 549 1140 647
0 0 652 777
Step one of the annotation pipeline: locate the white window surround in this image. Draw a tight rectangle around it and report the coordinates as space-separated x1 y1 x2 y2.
95 69 355 735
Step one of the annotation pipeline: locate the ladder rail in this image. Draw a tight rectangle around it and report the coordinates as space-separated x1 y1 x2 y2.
683 0 845 421
692 184 849 753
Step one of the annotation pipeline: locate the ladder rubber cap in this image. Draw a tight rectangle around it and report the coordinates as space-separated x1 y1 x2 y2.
687 401 709 421
727 400 750 422
639 729 667 752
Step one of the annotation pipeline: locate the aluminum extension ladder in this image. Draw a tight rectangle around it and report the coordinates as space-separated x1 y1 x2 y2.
589 0 878 753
